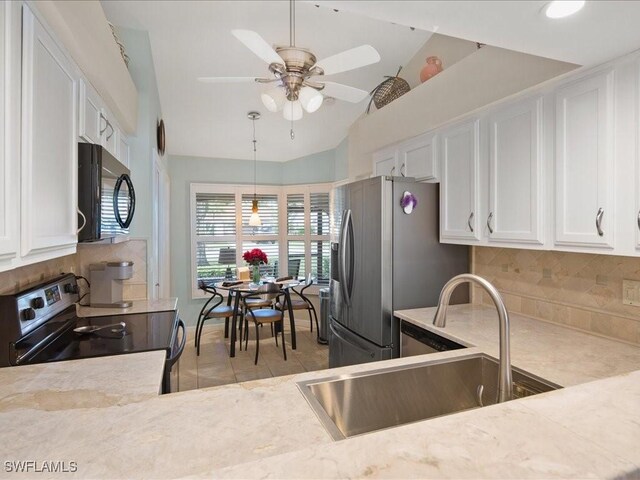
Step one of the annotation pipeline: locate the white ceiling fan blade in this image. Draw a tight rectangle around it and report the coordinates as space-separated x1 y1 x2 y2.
315 45 380 76
197 77 257 83
320 82 369 103
231 29 283 66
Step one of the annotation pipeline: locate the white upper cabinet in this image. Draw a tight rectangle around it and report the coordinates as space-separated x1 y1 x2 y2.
555 70 615 250
373 147 398 177
440 119 481 242
21 5 78 259
118 129 130 168
0 2 19 269
78 78 101 144
399 132 438 181
487 96 544 245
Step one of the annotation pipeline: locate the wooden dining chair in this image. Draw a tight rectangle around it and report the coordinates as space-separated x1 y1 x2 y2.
242 283 286 365
276 273 319 336
195 281 235 356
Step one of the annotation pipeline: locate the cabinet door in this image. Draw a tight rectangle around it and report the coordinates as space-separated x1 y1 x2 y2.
400 132 438 181
488 96 544 245
118 131 130 168
78 78 101 144
440 119 481 242
21 6 78 257
373 148 397 177
0 2 18 266
100 108 117 156
555 70 614 249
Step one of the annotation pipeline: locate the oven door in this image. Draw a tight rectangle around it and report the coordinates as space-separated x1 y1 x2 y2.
163 319 186 394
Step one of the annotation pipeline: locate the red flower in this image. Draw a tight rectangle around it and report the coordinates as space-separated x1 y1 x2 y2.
243 248 268 266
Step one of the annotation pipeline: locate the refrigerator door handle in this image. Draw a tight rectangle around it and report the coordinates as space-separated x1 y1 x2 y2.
330 321 375 358
339 210 351 306
346 210 355 301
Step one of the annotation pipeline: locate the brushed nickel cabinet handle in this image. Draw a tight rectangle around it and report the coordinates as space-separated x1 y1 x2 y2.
467 212 474 233
596 208 604 237
400 163 406 177
487 212 494 234
637 210 640 232
390 166 396 176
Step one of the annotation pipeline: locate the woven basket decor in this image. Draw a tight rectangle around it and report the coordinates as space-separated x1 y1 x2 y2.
367 67 411 113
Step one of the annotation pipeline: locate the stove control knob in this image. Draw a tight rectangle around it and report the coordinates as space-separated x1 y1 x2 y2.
31 297 45 309
64 283 79 294
22 307 36 321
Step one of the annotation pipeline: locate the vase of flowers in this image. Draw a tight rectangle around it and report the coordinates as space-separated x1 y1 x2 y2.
243 248 268 284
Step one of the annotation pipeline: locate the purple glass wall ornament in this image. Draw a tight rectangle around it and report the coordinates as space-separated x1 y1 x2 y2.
401 191 418 214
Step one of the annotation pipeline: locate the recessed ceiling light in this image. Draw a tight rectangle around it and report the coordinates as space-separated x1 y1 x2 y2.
544 0 585 19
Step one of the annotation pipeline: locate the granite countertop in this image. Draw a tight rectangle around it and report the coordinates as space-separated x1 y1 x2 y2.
395 303 640 386
0 351 166 413
76 297 178 317
1 304 639 479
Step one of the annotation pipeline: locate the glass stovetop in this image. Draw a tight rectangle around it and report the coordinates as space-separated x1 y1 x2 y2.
15 309 178 365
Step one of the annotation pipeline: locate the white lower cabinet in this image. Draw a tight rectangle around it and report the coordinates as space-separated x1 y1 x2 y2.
487 96 544 245
554 69 615 250
439 119 481 243
20 5 78 260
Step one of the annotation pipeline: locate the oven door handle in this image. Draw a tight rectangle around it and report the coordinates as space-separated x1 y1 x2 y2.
167 319 186 368
163 318 186 394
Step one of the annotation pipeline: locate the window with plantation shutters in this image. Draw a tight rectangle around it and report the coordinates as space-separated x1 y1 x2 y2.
194 192 237 282
310 192 329 236
190 183 331 297
287 194 305 235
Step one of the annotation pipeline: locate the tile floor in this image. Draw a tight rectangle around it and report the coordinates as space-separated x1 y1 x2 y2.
176 318 329 391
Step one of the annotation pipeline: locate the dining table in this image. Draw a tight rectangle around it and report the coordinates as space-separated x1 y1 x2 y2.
213 279 300 357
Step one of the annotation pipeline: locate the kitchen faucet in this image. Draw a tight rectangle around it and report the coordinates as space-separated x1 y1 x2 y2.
433 274 513 403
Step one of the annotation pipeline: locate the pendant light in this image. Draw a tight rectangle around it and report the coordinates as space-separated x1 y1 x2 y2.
248 111 262 227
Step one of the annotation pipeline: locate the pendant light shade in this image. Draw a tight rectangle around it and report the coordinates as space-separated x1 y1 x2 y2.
249 197 262 226
283 100 303 121
299 86 323 113
261 87 286 112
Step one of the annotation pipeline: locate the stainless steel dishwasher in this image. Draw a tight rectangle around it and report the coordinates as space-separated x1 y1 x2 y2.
400 320 466 356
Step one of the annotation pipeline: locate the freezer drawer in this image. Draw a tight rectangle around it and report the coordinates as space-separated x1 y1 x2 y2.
329 318 393 368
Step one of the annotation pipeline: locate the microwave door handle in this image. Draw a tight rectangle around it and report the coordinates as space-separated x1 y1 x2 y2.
113 174 136 229
123 174 136 228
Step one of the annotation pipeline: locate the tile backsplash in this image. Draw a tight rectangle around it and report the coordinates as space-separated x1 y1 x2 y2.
0 255 77 295
77 240 148 301
472 247 640 345
0 240 148 301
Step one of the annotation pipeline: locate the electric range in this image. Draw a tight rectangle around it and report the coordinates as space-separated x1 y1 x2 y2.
0 273 185 393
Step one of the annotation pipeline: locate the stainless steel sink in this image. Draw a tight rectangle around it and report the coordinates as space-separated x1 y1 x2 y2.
297 353 560 440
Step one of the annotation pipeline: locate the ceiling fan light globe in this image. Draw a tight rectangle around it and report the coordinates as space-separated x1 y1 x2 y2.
283 100 303 121
261 87 286 112
299 86 323 113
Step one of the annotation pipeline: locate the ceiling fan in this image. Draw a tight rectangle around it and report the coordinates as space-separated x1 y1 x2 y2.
198 0 381 122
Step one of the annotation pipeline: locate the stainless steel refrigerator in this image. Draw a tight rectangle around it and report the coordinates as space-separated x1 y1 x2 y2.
329 176 469 367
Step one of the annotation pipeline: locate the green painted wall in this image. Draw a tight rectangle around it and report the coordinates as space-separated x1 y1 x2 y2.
115 28 164 298
169 139 348 325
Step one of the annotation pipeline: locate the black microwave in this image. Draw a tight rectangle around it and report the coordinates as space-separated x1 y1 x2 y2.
77 143 136 242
